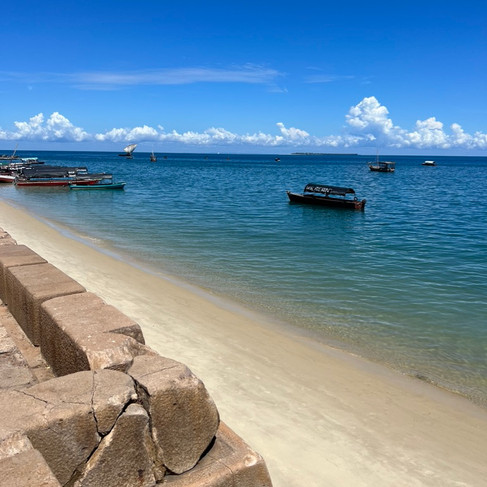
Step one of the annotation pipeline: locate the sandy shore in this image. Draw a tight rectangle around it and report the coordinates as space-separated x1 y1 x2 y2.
1 199 487 487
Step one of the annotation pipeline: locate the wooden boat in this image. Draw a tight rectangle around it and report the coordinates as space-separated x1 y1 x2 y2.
368 161 395 172
14 165 106 187
422 160 436 166
118 144 137 159
70 181 125 190
15 177 100 187
0 173 17 183
287 183 366 210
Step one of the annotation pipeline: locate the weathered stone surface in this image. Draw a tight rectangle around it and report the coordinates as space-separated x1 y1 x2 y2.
164 422 273 487
39 292 148 375
0 236 17 247
0 244 46 302
40 292 145 343
25 375 100 485
0 447 61 487
5 262 86 345
75 404 159 487
0 370 137 485
0 390 47 451
0 306 54 383
0 432 34 461
128 354 220 475
92 369 137 435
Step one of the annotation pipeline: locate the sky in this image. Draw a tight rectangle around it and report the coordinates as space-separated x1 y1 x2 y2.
1 0 486 155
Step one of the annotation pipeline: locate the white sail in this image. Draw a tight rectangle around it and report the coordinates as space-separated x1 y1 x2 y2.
123 144 137 155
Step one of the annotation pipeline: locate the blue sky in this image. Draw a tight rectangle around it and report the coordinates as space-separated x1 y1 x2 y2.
1 0 486 155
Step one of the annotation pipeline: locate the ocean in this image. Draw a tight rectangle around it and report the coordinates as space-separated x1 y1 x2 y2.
1 150 486 406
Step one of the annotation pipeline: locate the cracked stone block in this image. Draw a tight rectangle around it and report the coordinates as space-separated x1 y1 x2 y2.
0 370 137 485
5 263 86 345
0 245 46 302
92 369 138 435
74 404 159 487
128 354 220 475
163 422 273 487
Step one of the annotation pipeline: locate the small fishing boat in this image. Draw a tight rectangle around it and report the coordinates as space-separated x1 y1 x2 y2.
287 183 366 210
422 160 436 166
15 177 100 187
70 182 125 190
0 173 16 183
150 150 157 162
70 174 125 190
368 161 395 172
118 144 137 159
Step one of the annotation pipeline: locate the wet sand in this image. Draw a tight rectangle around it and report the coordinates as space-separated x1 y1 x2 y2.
1 200 486 487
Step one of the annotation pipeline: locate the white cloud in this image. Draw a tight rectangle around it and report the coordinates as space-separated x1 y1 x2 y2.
0 66 283 90
1 97 487 151
8 112 89 142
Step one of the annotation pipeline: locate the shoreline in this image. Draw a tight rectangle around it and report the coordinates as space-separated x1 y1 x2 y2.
1 199 487 486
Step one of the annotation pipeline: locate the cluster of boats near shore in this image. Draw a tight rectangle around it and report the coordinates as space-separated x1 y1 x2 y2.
0 155 125 190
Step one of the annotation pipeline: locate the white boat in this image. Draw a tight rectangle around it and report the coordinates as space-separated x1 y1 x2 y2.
150 150 157 162
422 160 436 166
118 144 137 159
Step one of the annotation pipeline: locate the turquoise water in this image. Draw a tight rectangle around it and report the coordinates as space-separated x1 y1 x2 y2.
2 151 486 405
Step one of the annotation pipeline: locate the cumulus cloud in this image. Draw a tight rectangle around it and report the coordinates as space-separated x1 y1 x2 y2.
6 112 89 142
1 97 486 150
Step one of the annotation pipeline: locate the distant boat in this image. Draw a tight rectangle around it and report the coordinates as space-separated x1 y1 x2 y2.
0 144 20 161
118 144 137 159
422 160 436 166
150 150 157 162
368 150 395 172
275 157 280 162
368 161 395 172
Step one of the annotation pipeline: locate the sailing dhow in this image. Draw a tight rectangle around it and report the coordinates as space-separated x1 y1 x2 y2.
118 144 137 159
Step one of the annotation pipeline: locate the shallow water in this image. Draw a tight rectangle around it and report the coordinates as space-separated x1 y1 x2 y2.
2 151 486 405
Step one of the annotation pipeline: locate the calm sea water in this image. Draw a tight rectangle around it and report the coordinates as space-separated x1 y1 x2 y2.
2 151 486 405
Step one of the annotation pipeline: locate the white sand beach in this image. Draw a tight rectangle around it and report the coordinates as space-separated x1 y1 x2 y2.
1 199 487 487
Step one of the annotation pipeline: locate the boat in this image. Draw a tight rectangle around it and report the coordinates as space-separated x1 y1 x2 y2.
118 144 137 159
368 150 395 172
0 173 16 183
70 181 125 190
368 160 395 172
14 165 105 187
70 175 125 190
15 177 101 187
422 160 436 166
0 144 20 161
287 183 366 210
150 150 157 162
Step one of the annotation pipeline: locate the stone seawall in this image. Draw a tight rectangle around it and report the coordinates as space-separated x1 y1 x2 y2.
0 229 272 487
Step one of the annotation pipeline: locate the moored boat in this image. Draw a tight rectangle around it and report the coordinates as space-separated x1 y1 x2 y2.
287 183 366 210
70 174 125 190
368 161 395 172
14 165 106 187
70 181 126 190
